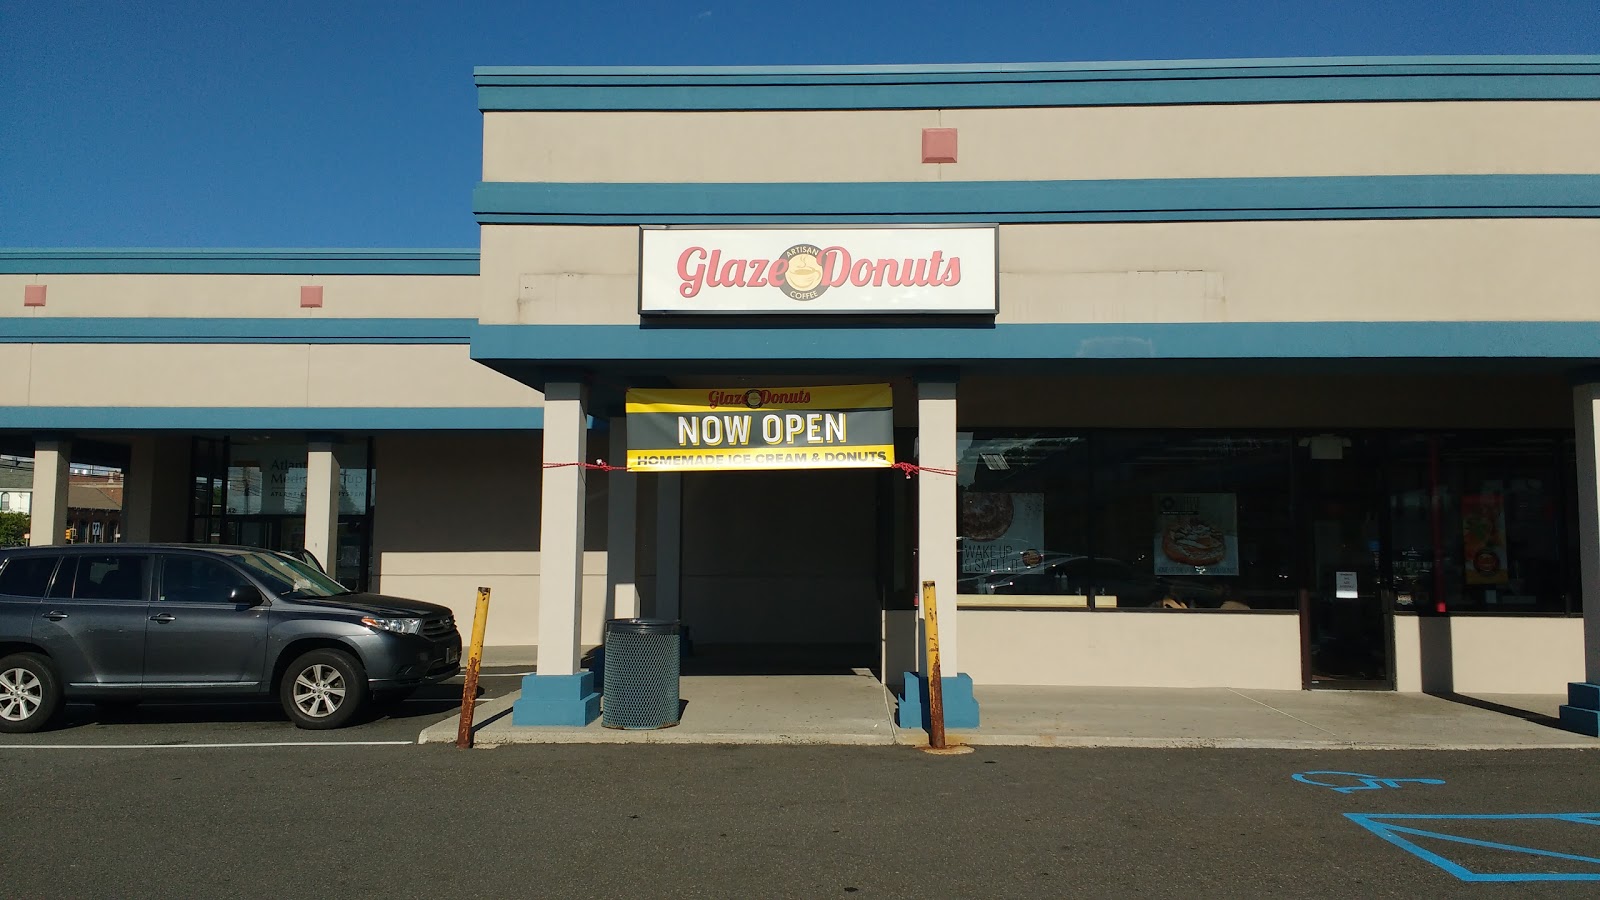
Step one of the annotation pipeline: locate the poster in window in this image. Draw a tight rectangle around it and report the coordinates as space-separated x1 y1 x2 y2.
1462 493 1510 585
960 492 1044 574
1153 493 1239 576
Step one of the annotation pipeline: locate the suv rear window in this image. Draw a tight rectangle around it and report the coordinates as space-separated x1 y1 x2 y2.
51 555 148 602
0 556 58 598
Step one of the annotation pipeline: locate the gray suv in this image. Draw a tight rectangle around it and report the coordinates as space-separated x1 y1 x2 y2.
0 544 462 733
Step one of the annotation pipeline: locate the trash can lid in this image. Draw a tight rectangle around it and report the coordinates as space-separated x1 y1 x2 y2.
604 617 681 636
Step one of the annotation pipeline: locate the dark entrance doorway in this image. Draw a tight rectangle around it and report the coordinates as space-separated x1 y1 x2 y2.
676 467 894 676
1300 436 1394 689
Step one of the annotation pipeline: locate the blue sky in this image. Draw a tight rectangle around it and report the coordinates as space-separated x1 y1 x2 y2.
3 1 1597 249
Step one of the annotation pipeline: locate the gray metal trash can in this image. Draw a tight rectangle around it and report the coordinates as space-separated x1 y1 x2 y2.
601 618 681 729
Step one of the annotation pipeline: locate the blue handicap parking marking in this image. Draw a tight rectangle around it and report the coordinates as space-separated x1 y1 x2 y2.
1292 771 1446 793
1347 813 1600 883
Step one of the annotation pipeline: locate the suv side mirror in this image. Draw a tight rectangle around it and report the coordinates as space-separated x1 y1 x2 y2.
229 584 266 606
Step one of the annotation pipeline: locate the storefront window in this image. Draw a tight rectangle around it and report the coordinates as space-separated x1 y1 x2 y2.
957 431 1295 611
187 437 376 591
1388 433 1573 615
957 433 1089 597
1091 434 1296 610
957 429 1578 617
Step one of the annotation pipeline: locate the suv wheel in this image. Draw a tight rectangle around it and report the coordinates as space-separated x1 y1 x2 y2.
0 653 62 734
280 649 368 730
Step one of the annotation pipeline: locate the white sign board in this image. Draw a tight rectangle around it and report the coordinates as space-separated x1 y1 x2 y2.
1335 571 1359 599
640 226 997 315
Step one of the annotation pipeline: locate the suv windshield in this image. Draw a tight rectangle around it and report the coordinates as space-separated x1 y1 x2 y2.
234 551 351 599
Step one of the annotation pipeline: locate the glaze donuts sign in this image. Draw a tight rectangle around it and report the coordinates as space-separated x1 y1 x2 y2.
1153 494 1239 576
640 226 998 314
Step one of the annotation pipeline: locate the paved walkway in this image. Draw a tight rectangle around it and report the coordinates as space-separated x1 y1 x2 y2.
422 674 1599 750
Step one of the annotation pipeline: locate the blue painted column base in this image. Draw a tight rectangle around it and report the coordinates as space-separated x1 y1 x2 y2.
1559 682 1600 737
897 671 980 729
512 671 600 727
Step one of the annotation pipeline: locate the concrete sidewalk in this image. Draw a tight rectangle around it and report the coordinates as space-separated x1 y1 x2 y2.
421 675 1600 750
420 674 899 746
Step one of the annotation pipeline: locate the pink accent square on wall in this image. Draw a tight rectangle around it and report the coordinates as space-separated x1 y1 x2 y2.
23 284 46 307
922 127 957 164
300 285 323 308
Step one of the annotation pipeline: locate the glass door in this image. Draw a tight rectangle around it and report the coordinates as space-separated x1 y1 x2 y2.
1300 435 1394 689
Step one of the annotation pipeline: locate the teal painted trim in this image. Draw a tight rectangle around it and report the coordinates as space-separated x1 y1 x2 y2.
1571 683 1600 709
473 175 1600 224
471 322 1600 363
475 57 1600 110
897 672 980 729
479 208 1600 226
477 76 1600 111
475 56 1600 78
0 249 479 275
512 671 600 727
0 407 543 431
0 318 476 344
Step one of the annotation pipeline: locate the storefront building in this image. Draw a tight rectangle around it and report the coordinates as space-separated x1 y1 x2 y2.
4 57 1600 733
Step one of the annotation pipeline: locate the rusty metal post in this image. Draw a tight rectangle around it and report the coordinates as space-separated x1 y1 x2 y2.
922 579 947 750
455 586 492 749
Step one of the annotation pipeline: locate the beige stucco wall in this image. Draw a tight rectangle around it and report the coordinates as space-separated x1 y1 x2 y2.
997 219 1600 324
0 343 540 408
484 101 1600 183
478 225 639 325
371 433 611 650
1393 614 1585 694
479 218 1600 327
957 609 1302 689
0 274 476 319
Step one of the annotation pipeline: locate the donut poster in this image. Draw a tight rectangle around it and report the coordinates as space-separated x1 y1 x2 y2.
1461 493 1509 585
1153 493 1239 576
960 492 1045 574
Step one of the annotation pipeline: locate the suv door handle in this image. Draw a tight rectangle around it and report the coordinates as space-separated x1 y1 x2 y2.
150 613 177 624
42 611 68 621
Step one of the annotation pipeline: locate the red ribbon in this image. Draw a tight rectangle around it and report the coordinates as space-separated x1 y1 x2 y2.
543 461 956 478
890 461 958 479
542 460 628 472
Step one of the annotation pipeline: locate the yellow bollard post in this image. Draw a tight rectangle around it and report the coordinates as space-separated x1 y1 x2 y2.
922 579 947 750
456 586 492 749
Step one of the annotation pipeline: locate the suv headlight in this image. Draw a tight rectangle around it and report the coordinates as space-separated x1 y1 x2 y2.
361 616 422 636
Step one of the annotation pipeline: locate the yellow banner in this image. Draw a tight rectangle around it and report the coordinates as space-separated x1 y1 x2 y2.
626 384 891 415
625 383 895 472
627 445 896 472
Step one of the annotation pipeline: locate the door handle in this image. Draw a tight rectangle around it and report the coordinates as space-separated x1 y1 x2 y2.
150 613 177 624
42 611 68 621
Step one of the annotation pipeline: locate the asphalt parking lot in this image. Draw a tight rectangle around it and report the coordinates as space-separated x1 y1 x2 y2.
2 742 1598 899
0 664 527 746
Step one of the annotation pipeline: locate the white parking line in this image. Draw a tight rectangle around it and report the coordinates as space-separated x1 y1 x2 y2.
0 740 415 750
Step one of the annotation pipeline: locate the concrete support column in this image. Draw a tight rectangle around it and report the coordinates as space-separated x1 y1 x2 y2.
304 441 341 577
1561 383 1600 735
605 416 640 620
917 379 960 676
513 382 600 726
29 439 70 547
898 377 979 730
122 437 157 543
654 473 683 620
536 382 588 677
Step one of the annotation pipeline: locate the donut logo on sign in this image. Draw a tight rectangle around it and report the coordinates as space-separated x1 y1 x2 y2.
777 244 828 301
673 242 963 301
